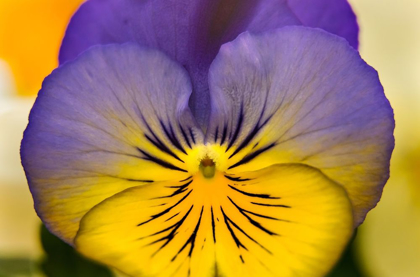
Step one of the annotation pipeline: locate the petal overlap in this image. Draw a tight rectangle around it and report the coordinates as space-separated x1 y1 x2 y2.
288 0 359 49
75 164 352 277
21 44 203 243
206 26 394 225
59 0 300 64
59 0 301 126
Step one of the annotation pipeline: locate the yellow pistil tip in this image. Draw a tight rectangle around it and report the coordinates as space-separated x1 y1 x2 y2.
199 157 216 178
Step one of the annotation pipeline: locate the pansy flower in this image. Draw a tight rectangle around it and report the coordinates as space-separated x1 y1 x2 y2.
21 0 394 276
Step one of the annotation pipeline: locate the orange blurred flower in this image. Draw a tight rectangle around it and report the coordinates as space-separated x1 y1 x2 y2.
0 0 84 96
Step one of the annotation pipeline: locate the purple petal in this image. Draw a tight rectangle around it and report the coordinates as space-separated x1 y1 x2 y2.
21 44 202 243
59 0 300 127
288 0 359 48
207 26 394 226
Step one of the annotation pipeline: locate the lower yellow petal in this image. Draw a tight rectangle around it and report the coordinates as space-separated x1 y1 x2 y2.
75 164 353 277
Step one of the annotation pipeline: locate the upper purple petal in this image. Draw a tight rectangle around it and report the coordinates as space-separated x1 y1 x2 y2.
288 0 359 48
206 26 394 225
59 0 301 127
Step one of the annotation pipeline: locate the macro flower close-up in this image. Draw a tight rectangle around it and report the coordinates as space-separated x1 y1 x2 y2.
1 0 399 276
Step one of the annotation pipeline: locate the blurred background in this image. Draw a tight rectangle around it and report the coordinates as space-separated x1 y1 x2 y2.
0 0 418 276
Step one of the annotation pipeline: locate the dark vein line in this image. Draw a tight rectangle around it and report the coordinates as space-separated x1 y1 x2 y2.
179 125 192 149
165 212 180 222
137 189 192 226
124 178 154 183
220 207 247 250
145 134 184 163
187 207 204 257
172 207 204 262
139 113 180 160
180 176 192 182
171 123 187 154
224 175 251 182
156 180 192 198
189 128 196 144
222 207 272 254
211 207 216 243
227 197 278 236
160 120 187 154
229 114 273 159
228 185 280 199
166 179 193 188
228 143 276 170
251 202 291 208
137 148 187 172
149 206 194 253
220 124 228 145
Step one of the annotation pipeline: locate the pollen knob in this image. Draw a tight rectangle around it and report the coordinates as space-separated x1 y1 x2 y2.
200 157 216 178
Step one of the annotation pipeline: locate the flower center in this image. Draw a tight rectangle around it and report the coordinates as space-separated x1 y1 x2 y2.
184 144 229 175
199 157 216 178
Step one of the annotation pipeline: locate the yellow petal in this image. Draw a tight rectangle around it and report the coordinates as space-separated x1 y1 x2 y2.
0 0 83 95
75 164 353 277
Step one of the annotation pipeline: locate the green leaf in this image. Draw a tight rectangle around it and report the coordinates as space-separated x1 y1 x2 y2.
39 224 113 277
327 232 366 277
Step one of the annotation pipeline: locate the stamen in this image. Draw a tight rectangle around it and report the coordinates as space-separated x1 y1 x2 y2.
200 157 216 178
